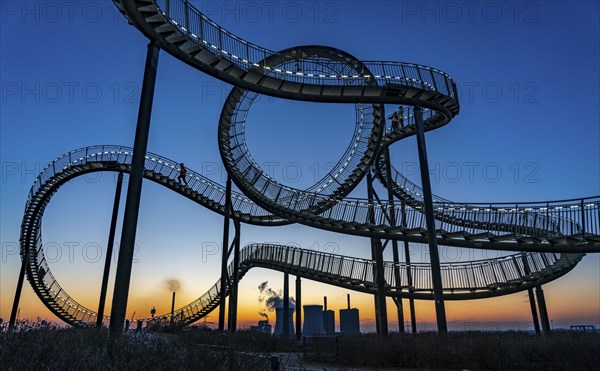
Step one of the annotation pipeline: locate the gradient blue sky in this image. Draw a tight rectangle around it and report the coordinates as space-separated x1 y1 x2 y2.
1 1 599 331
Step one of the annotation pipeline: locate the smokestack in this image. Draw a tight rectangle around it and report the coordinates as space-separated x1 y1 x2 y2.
347 294 350 309
170 292 176 325
324 296 327 311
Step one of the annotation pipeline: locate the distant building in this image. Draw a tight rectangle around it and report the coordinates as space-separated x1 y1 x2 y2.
323 310 335 335
250 320 272 334
303 305 325 336
340 308 360 335
340 294 360 335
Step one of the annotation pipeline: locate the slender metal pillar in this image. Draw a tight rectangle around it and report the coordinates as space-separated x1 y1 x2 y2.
228 220 241 332
96 172 124 328
367 171 388 336
521 255 541 335
527 289 541 335
536 286 551 335
383 148 405 333
283 272 290 338
109 41 160 336
295 276 302 340
218 176 233 332
400 202 417 333
8 252 28 332
413 106 447 333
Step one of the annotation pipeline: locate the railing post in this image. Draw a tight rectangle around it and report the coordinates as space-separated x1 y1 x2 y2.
183 0 190 31
109 41 160 336
581 199 586 238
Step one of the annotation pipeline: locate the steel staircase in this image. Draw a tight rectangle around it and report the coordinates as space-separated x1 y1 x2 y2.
19 148 594 326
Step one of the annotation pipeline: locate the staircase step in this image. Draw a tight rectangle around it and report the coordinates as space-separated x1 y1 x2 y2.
441 231 470 239
166 34 188 46
154 23 176 35
489 233 516 242
138 4 159 14
585 234 600 243
465 232 494 241
182 43 203 55
194 49 220 65
516 236 542 244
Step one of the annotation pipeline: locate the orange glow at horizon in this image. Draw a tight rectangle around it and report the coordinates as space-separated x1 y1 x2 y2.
3 268 599 332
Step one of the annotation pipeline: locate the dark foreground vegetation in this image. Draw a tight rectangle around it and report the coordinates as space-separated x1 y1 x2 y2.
1 327 598 370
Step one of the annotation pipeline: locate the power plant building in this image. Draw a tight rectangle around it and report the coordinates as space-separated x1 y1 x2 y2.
340 294 360 335
302 305 325 336
250 320 272 334
274 306 295 337
323 310 335 335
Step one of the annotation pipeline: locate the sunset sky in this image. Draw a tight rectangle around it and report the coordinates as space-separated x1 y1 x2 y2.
1 1 599 332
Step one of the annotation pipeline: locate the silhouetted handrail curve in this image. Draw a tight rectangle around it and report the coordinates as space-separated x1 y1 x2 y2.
18 148 588 326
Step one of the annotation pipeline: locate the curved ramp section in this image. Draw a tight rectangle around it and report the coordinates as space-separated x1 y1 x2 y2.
20 145 288 326
142 244 585 326
115 0 458 118
219 45 386 219
375 152 598 248
219 89 600 252
21 147 586 326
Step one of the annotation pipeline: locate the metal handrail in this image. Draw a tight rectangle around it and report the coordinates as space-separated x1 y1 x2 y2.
148 0 457 97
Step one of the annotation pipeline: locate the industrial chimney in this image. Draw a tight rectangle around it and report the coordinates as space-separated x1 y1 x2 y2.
170 292 176 325
303 305 325 336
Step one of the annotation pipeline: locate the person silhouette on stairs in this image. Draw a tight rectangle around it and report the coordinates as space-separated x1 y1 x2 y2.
178 163 188 186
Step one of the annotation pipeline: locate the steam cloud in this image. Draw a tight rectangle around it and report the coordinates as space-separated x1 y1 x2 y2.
257 281 295 311
258 311 269 322
164 278 181 292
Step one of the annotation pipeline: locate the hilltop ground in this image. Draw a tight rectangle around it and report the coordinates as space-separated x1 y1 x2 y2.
1 325 599 370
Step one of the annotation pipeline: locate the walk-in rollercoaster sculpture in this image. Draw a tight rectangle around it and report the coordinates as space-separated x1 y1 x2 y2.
11 0 600 334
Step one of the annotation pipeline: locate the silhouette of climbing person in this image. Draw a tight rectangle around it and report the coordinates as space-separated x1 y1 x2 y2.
398 106 404 127
388 110 399 130
178 163 188 186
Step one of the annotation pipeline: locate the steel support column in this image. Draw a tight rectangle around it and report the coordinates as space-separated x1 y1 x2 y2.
295 276 302 340
367 170 388 336
413 106 447 333
527 289 541 335
400 202 417 333
228 219 241 332
8 250 27 332
218 176 233 332
536 286 551 335
521 255 541 335
109 41 160 336
383 148 405 333
283 272 290 338
97 172 124 328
